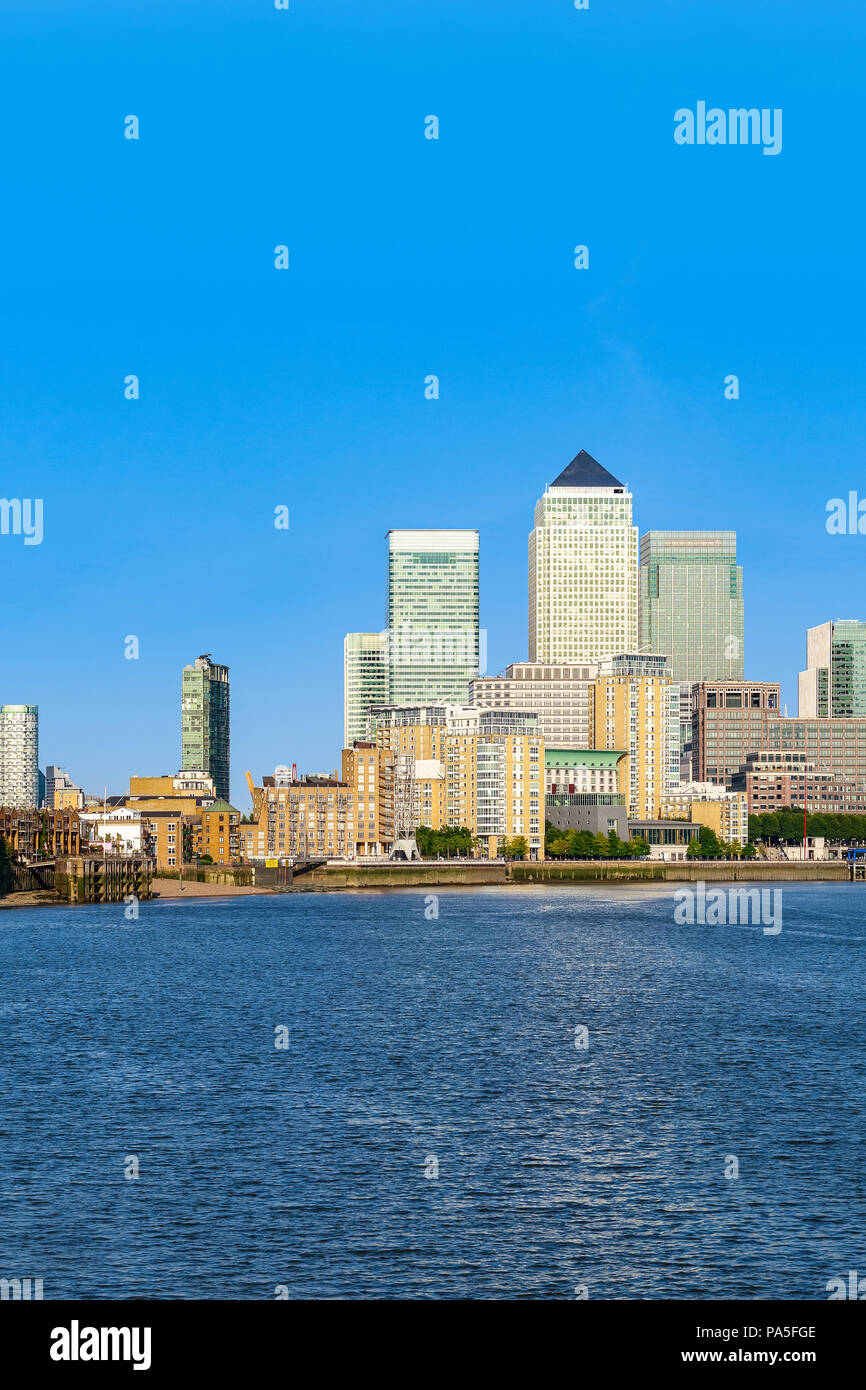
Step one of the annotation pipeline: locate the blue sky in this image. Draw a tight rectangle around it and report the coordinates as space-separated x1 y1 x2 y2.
1 0 864 809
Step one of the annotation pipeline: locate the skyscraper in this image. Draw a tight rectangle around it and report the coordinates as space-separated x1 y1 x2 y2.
344 632 389 746
798 620 866 717
0 704 39 808
386 529 480 707
529 450 638 663
639 531 744 681
181 654 230 800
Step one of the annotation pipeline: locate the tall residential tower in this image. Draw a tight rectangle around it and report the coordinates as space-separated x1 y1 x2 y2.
181 654 230 801
529 451 638 664
0 704 39 808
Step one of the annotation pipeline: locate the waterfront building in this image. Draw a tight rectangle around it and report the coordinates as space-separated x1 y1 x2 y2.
240 767 358 862
690 681 782 786
544 748 625 796
639 531 744 681
195 799 240 864
344 632 389 747
529 450 638 664
544 746 628 840
731 752 866 815
386 529 480 707
340 743 400 856
141 810 184 870
626 818 700 862
469 662 596 747
79 808 147 856
0 705 39 809
658 781 749 846
181 655 230 801
0 805 80 860
593 654 680 819
366 704 544 858
798 620 866 718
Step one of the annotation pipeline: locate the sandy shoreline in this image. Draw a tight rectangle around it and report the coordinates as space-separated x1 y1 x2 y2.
151 879 272 899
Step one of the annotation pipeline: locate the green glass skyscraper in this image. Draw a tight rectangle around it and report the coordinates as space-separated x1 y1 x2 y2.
386 529 480 707
798 620 866 717
639 531 744 680
181 654 230 800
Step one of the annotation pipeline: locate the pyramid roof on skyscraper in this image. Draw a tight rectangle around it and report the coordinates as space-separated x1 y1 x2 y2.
550 450 624 489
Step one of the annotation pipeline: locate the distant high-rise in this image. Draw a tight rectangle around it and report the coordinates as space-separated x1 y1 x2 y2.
639 531 744 681
386 529 480 707
181 655 230 801
344 632 388 746
799 620 866 717
529 451 638 663
0 704 39 808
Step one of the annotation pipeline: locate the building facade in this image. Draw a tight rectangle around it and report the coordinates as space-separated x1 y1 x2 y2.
0 805 81 860
0 705 39 808
593 655 680 818
343 632 389 747
181 655 230 801
386 529 480 707
639 531 744 681
658 781 749 845
196 800 240 864
469 662 596 747
798 620 866 718
529 450 638 664
691 681 782 786
731 752 866 815
368 704 545 858
240 768 360 862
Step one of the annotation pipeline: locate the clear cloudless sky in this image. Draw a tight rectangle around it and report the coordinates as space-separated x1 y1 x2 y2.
1 0 865 810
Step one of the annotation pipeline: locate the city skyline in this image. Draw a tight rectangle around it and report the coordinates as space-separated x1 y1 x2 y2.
2 4 864 807
4 453 864 810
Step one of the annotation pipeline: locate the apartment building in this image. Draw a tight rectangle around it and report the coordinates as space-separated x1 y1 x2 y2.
194 800 240 864
0 805 81 860
240 768 360 862
368 704 544 858
593 655 680 818
469 662 596 747
142 810 184 869
659 781 749 846
0 705 39 808
181 655 230 800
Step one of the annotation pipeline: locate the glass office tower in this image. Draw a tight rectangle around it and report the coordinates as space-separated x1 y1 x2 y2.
386 529 480 707
639 531 744 681
799 620 866 717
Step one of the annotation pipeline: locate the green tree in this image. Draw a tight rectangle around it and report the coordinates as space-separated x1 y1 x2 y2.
591 833 609 858
504 836 529 860
607 830 629 859
567 830 596 859
629 836 650 858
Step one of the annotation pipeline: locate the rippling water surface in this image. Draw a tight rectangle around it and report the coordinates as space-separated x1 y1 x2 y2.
1 883 864 1299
